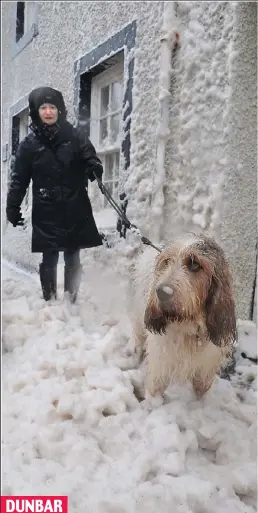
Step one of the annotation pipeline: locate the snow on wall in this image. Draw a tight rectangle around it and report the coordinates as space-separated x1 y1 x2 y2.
121 5 164 234
220 2 257 320
163 1 233 238
159 1 257 318
150 2 180 243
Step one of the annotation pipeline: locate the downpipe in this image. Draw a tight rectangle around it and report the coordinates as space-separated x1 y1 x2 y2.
150 1 179 243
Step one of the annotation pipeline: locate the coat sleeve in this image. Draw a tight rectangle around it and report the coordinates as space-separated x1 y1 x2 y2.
6 138 32 214
78 131 104 182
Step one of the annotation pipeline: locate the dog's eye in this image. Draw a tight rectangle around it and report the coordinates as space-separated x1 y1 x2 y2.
161 258 170 268
188 257 201 272
156 258 170 272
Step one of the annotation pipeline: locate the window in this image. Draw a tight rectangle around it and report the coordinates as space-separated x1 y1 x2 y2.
74 21 136 230
16 2 25 42
90 61 124 207
10 108 31 209
14 1 39 56
11 108 29 156
19 108 29 141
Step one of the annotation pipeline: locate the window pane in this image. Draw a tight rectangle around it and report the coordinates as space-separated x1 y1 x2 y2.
105 154 114 181
111 80 122 112
104 152 120 181
103 182 113 207
112 181 119 199
16 2 25 42
110 114 120 143
100 86 109 116
19 110 29 140
99 118 108 144
115 152 120 177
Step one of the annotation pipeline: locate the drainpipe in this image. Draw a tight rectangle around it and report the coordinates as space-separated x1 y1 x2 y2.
150 1 179 242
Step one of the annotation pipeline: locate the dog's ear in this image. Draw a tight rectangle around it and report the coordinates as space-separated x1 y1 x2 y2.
205 265 237 347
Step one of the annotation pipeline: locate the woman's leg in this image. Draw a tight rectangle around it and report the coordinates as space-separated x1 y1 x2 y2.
63 249 80 268
42 249 59 268
39 250 59 301
63 249 82 303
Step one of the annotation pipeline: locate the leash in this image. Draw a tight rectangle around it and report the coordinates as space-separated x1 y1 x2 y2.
93 172 161 253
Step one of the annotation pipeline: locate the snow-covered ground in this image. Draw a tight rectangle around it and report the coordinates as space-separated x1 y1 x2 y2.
2 249 257 513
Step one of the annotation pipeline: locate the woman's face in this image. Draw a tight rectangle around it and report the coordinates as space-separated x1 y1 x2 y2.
38 103 58 125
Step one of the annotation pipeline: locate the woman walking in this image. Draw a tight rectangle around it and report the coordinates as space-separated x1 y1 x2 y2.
6 86 103 303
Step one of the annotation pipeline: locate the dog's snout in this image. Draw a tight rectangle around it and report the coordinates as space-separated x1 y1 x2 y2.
156 284 173 302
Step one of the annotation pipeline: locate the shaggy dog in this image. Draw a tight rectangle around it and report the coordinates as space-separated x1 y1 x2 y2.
131 233 237 399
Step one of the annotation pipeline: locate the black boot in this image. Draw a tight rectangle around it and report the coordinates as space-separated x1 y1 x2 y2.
64 264 83 304
39 264 57 301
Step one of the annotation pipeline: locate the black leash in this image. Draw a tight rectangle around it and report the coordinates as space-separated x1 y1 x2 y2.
93 173 161 253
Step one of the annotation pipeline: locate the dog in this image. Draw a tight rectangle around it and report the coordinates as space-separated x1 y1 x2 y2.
131 232 237 399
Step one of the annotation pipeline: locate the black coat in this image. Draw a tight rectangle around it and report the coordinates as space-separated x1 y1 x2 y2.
6 122 103 253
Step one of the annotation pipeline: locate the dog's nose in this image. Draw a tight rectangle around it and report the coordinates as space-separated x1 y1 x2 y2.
156 285 173 302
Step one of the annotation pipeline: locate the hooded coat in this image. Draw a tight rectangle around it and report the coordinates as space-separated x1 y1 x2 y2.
6 87 104 253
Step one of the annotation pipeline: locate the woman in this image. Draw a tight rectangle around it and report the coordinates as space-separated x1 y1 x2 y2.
6 86 104 303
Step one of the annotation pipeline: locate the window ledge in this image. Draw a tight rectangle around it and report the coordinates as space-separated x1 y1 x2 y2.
13 22 39 58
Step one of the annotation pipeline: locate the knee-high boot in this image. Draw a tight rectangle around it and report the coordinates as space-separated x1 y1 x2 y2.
64 264 83 303
39 264 57 301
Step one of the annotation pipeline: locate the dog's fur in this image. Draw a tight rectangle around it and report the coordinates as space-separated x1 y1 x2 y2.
131 233 237 398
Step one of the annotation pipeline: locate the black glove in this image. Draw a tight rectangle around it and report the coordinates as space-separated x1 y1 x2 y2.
88 167 103 183
7 208 25 227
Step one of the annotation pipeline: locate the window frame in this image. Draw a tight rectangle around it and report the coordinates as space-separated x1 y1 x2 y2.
90 60 124 154
7 95 31 210
9 96 30 157
12 1 39 57
90 61 124 207
10 106 31 212
73 21 136 229
18 107 30 142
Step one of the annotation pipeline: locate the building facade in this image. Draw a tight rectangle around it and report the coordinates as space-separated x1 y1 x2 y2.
1 1 257 319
